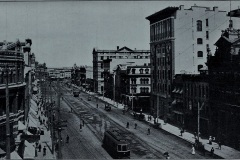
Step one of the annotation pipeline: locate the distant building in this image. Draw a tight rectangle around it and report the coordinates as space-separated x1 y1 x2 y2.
71 65 86 86
146 5 230 120
46 68 71 80
93 46 150 94
114 63 151 112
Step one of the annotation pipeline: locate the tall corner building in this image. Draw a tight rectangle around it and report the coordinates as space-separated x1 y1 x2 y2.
146 5 229 119
93 46 150 94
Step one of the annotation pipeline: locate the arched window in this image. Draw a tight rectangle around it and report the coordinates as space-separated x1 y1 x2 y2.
140 78 143 84
139 69 143 74
145 78 149 84
197 38 203 44
197 20 202 31
145 69 149 74
198 64 203 71
197 51 203 57
132 69 135 74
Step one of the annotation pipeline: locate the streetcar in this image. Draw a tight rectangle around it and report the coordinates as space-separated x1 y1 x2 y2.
73 90 80 97
102 129 130 159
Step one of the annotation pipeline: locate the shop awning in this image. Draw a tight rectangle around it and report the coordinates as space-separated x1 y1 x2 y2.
171 99 177 105
172 110 184 115
0 148 6 156
10 151 22 160
172 88 176 93
28 114 38 128
30 100 38 112
18 121 27 131
23 140 35 159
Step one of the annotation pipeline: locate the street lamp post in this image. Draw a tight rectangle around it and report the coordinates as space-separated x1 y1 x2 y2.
4 66 10 159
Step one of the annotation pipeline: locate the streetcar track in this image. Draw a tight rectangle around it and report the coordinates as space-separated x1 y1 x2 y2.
55 84 213 159
63 94 164 159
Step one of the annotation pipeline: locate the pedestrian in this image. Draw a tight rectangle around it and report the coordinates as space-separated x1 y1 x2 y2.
80 123 82 129
180 129 183 136
66 135 69 143
35 147 38 157
150 116 152 121
134 123 137 129
96 104 98 108
147 128 150 135
43 119 45 124
218 141 221 150
43 146 46 156
126 122 129 128
38 143 42 152
210 147 214 157
191 145 195 155
82 119 85 126
209 136 212 145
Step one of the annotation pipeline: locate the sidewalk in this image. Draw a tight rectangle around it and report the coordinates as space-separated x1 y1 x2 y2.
76 85 240 159
24 94 56 159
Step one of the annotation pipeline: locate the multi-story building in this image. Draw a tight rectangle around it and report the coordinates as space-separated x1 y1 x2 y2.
114 63 151 112
146 5 229 120
93 46 150 94
207 12 240 149
171 73 209 136
0 39 27 151
71 65 86 86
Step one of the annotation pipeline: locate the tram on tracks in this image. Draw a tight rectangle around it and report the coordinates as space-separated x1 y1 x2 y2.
73 90 80 97
102 128 130 159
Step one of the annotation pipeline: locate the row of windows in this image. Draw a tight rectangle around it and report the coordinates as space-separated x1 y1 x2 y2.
0 73 23 84
156 83 171 95
131 78 150 84
150 18 172 42
140 87 149 93
140 78 149 84
185 83 208 98
132 68 150 74
157 69 171 81
156 56 171 66
100 56 149 60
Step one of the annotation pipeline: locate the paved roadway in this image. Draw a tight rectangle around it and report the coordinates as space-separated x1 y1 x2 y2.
54 83 217 159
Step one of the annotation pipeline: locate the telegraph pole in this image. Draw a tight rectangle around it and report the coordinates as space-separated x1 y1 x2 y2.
131 87 134 111
49 82 54 154
5 66 10 159
197 101 205 141
57 78 62 158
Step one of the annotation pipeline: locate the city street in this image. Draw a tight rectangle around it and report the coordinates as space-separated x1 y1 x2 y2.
53 83 217 159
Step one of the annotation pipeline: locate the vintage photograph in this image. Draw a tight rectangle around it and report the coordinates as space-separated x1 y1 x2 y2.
0 0 240 159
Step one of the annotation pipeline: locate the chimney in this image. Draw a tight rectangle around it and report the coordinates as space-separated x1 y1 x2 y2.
213 6 218 11
117 46 119 50
179 5 184 10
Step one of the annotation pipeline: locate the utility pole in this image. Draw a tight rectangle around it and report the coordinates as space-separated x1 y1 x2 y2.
156 95 159 123
131 88 134 111
49 82 54 154
113 72 115 105
197 101 205 141
5 66 10 159
57 78 62 158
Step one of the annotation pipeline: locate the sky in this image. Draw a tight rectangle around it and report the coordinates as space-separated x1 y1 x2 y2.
0 1 239 68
